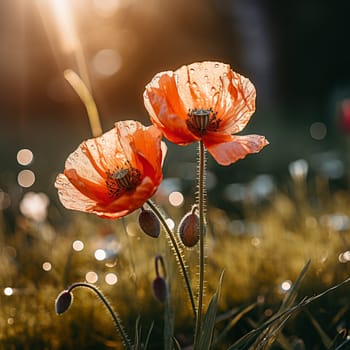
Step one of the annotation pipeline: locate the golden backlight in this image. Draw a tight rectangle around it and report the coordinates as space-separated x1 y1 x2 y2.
48 0 79 53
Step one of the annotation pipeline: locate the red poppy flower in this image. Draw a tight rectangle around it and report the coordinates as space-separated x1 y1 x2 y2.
55 120 165 219
144 61 269 165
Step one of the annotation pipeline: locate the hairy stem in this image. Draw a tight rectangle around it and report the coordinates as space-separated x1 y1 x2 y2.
68 282 132 350
146 199 197 320
194 140 206 347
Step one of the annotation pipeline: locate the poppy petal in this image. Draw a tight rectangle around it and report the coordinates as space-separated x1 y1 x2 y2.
93 177 158 219
55 175 158 219
205 134 269 166
170 62 256 135
175 61 230 110
131 124 163 173
55 173 99 212
215 69 256 134
56 120 164 219
63 169 110 203
144 73 199 144
64 141 107 185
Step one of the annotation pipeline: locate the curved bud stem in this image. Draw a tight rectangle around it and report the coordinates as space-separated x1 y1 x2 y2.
67 282 132 350
146 199 197 321
155 254 167 278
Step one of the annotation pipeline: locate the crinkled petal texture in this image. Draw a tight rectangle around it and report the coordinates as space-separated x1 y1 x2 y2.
144 61 269 165
204 134 269 166
55 120 165 219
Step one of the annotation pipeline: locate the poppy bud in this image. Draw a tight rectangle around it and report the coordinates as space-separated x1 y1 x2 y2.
138 208 160 238
178 209 200 248
55 290 73 315
152 276 167 303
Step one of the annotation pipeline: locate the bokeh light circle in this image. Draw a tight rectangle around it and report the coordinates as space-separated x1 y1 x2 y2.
310 122 327 140
4 287 13 296
85 271 98 283
168 191 184 207
94 249 106 261
17 149 33 166
42 262 52 271
105 273 118 285
281 280 292 292
17 170 35 188
72 240 84 251
92 49 122 77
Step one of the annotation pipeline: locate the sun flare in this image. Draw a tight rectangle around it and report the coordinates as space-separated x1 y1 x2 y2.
49 0 78 52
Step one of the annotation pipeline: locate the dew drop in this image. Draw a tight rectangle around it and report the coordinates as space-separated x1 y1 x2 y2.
215 63 219 68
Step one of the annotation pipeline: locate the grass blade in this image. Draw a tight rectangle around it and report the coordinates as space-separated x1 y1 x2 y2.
213 302 256 346
196 271 224 350
306 310 332 348
250 260 311 349
143 321 154 350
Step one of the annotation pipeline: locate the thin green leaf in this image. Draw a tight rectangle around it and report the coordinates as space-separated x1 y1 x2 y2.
143 321 154 350
196 271 224 350
246 318 293 350
227 299 307 349
172 336 182 350
280 260 311 312
250 260 311 349
134 316 142 350
329 329 349 350
335 339 350 350
213 303 256 346
306 310 332 348
229 274 350 349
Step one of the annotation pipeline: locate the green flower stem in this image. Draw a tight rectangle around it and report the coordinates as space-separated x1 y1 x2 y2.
67 282 132 350
194 140 206 347
146 199 197 320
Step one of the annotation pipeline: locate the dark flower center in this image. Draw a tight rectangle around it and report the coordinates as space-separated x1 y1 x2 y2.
106 166 142 198
186 108 221 136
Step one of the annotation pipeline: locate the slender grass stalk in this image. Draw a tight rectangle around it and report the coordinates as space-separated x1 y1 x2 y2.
146 199 197 320
67 282 132 350
64 69 103 137
194 140 206 347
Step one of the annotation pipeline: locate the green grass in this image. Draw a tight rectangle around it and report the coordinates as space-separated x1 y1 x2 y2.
1 175 350 349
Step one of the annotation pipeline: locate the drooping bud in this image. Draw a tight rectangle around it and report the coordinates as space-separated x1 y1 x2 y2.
152 276 167 303
178 207 200 248
138 207 160 238
55 290 73 315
